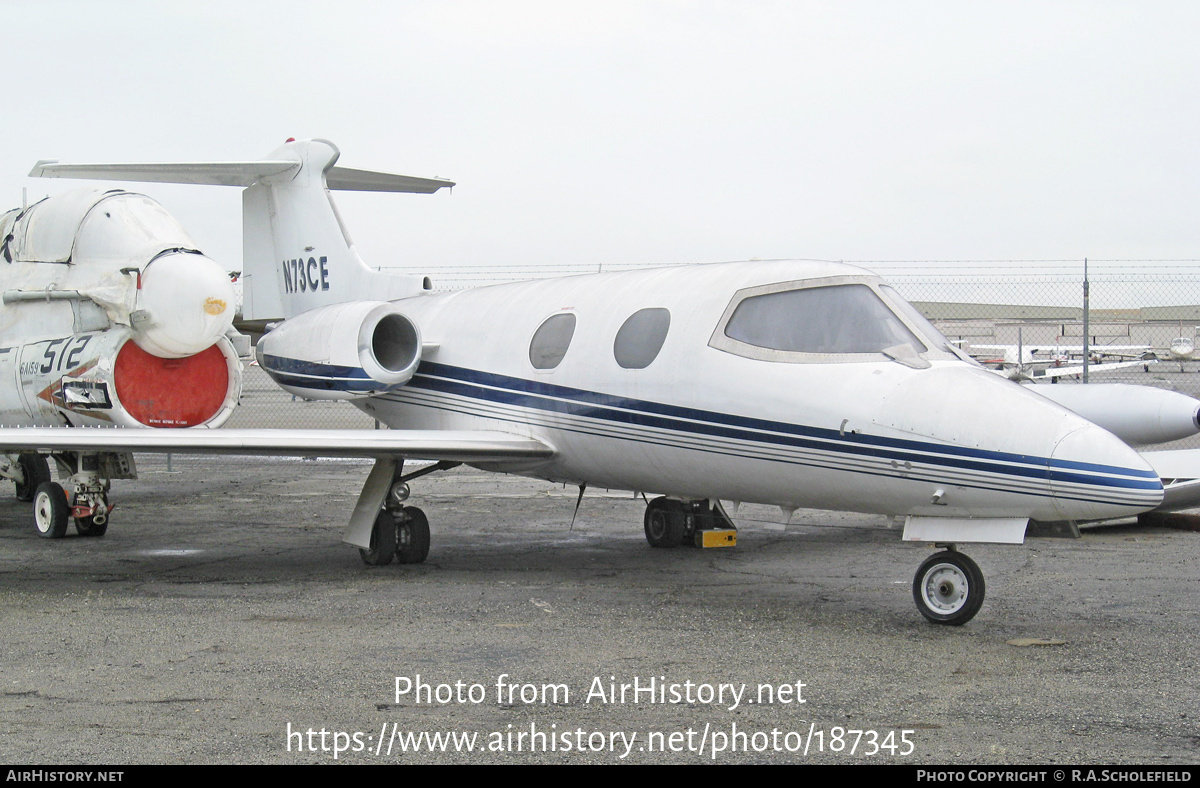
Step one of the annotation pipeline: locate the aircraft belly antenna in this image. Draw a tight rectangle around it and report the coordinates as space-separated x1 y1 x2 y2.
570 483 586 531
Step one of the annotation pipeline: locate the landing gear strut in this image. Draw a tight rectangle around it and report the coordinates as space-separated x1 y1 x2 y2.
912 547 986 626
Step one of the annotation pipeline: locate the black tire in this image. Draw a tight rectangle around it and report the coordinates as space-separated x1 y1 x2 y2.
14 454 50 502
33 481 69 539
912 550 986 626
75 514 108 538
643 497 685 548
359 510 397 565
396 506 430 564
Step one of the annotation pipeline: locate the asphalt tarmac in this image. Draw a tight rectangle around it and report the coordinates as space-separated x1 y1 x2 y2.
1 453 1197 765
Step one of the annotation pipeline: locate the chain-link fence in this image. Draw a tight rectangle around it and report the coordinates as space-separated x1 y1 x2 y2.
232 261 1200 449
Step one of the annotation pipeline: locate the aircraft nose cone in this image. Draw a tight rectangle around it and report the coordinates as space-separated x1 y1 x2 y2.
1047 423 1163 521
870 364 1162 521
133 251 235 358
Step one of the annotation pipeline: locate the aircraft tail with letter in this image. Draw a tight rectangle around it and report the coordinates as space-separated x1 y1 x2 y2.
30 138 455 321
31 138 455 401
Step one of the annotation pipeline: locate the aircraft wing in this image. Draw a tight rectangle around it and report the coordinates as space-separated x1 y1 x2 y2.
1037 359 1152 379
968 344 1063 353
0 428 553 463
1140 449 1200 512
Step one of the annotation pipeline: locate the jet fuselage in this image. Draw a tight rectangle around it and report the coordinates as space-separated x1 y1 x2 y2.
359 260 1163 523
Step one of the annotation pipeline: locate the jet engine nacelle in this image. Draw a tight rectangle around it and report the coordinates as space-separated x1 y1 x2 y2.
1029 383 1200 446
256 301 422 400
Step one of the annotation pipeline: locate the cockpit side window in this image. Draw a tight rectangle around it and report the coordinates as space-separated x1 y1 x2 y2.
529 313 577 370
614 308 671 369
722 284 926 355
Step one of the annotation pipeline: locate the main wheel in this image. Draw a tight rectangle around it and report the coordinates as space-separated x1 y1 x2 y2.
14 454 50 502
359 510 397 565
644 497 686 548
912 550 985 626
33 481 69 539
395 506 430 564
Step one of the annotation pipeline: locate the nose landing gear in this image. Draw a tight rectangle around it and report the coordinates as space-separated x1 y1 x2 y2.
11 452 128 540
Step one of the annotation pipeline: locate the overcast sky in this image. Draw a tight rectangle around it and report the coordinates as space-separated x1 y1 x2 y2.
3 1 1198 281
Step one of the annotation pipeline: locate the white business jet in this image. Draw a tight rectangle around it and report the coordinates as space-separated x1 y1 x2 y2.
1151 334 1197 372
4 138 1197 627
0 186 241 536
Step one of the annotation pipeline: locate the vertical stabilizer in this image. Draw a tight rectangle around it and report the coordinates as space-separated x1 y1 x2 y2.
242 139 427 320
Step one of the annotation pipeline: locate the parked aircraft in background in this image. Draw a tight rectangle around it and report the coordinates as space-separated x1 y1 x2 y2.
967 342 1154 381
1028 383 1200 447
8 138 1200 627
1168 337 1195 360
0 186 243 537
1151 333 1200 372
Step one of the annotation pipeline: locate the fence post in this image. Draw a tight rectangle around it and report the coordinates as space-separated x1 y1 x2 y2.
1082 258 1090 384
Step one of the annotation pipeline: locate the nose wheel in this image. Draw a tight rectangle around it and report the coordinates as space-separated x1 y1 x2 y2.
33 482 70 539
912 549 985 625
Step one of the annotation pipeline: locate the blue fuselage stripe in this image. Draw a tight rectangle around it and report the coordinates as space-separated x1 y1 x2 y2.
262 354 371 380
401 361 1159 494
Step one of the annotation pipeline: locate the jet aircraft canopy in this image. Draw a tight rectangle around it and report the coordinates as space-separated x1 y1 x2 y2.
1 189 200 264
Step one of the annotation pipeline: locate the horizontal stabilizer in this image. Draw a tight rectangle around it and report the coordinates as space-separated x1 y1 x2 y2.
30 160 454 193
0 428 553 463
326 166 454 193
30 160 299 187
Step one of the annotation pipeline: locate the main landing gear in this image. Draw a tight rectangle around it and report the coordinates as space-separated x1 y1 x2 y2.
642 497 737 549
358 460 457 567
5 451 132 540
360 506 431 566
912 547 985 626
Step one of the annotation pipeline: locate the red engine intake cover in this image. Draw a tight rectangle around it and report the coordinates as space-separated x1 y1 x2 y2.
114 341 229 427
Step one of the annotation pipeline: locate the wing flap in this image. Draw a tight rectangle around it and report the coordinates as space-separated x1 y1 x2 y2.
0 428 553 463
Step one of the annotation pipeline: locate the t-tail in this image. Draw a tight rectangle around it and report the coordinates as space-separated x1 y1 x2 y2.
30 138 454 321
31 138 454 400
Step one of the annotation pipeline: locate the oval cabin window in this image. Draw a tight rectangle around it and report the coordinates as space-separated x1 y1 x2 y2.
529 313 577 370
614 308 671 369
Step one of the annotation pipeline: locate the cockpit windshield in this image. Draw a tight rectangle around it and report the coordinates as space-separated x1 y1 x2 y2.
722 283 927 355
878 285 959 355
